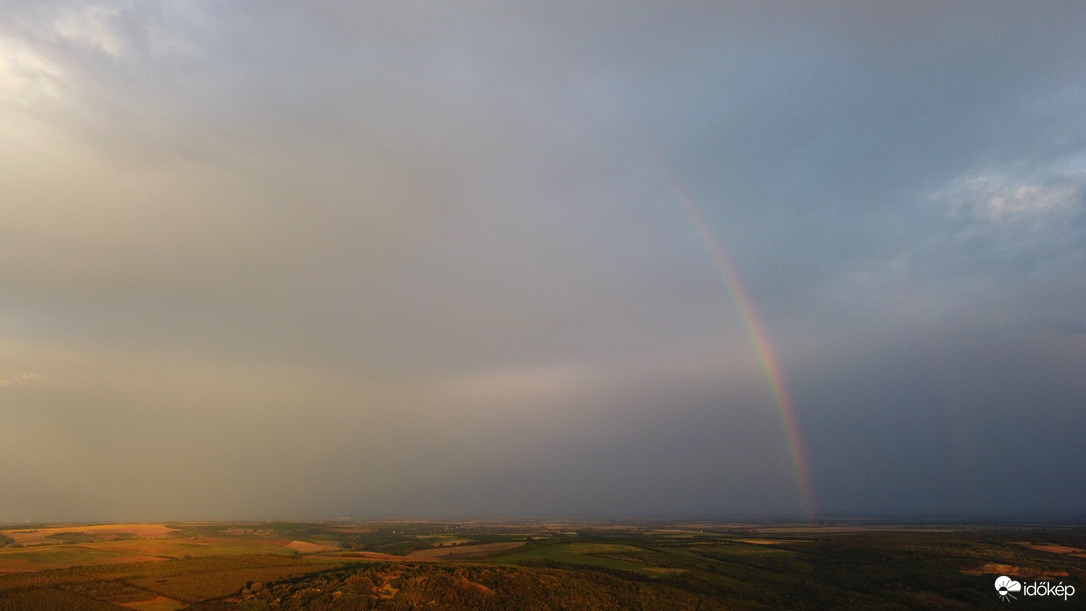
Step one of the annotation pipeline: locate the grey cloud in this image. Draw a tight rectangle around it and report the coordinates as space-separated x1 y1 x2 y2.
1 1 1084 521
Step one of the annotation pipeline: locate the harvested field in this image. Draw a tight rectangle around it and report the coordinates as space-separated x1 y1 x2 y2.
0 559 53 574
1013 542 1086 555
285 540 340 554
0 535 303 574
0 524 177 547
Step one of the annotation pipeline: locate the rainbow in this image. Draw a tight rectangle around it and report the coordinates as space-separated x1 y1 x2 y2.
630 136 816 519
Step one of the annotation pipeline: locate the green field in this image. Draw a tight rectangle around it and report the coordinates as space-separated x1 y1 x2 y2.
492 542 675 576
0 545 129 567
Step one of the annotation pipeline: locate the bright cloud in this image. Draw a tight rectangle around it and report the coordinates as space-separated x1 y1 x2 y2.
946 172 1084 222
52 2 126 57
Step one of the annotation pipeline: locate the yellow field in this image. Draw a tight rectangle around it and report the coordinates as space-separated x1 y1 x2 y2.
1012 541 1086 557
0 524 316 573
285 539 340 554
0 523 177 547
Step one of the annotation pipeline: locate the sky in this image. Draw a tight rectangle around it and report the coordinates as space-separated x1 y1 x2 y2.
1 1 1084 523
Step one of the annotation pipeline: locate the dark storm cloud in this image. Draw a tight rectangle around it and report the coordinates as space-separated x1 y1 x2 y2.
0 1 1083 521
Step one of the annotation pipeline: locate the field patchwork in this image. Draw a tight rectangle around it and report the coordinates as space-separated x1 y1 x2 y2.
0 521 1084 609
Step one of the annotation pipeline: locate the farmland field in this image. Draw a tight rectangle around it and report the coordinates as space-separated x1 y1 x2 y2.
1 520 1084 609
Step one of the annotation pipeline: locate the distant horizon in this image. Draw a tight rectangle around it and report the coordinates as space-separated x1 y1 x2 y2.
4 512 1084 529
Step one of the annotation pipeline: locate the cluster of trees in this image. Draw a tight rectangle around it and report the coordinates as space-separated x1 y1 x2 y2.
188 563 711 610
45 531 98 544
340 530 433 556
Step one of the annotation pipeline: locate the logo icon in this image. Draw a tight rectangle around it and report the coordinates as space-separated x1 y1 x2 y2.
995 575 1022 602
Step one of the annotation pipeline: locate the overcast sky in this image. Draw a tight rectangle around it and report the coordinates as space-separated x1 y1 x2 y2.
2 1 1084 522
